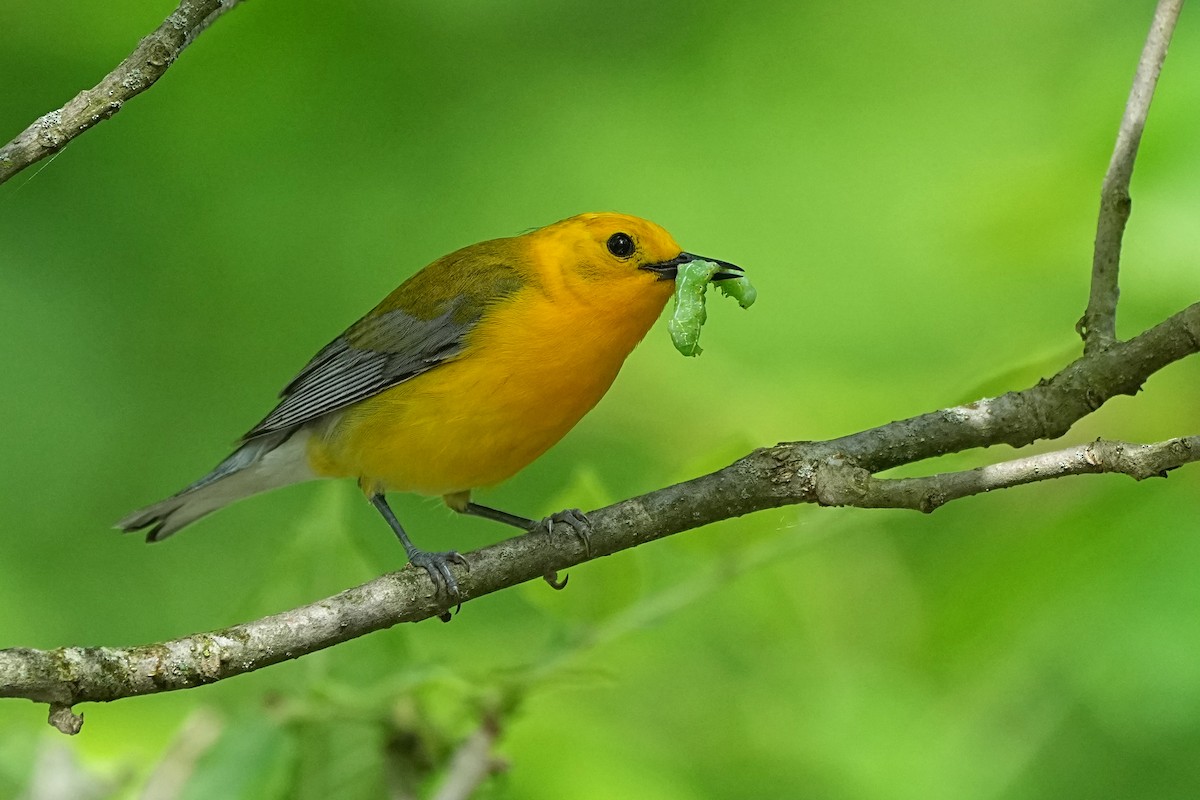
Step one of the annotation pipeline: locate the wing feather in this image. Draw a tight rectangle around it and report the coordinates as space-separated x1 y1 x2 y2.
242 303 471 440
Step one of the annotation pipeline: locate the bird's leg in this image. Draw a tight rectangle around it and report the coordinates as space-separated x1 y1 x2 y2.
458 502 534 529
461 502 589 590
457 500 593 559
370 493 468 599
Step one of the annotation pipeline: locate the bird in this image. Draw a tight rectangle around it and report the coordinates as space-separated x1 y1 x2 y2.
117 212 744 597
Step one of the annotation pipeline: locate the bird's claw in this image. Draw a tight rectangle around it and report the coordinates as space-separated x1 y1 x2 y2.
532 508 592 557
543 571 569 590
409 549 469 602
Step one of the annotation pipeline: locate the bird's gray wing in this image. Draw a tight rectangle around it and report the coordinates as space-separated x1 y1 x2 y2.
242 302 474 440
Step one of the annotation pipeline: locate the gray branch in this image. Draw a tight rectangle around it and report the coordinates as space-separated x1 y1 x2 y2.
0 0 244 186
1079 0 1183 351
3 302 1200 734
814 436 1200 513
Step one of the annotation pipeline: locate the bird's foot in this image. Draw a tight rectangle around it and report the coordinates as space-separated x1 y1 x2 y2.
408 548 469 601
532 508 592 557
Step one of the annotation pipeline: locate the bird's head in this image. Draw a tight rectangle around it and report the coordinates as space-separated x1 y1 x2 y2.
530 212 744 303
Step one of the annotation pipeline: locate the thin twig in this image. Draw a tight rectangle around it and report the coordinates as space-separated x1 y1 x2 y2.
429 717 506 800
138 710 223 800
0 0 244 186
3 303 1200 733
814 436 1200 512
1079 0 1184 351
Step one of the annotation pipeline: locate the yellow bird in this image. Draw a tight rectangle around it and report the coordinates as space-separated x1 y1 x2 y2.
118 213 744 595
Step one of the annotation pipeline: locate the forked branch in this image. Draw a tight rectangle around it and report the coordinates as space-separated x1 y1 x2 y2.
1079 0 1184 351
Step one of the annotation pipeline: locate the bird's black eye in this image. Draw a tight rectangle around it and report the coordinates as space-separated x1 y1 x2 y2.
606 232 635 258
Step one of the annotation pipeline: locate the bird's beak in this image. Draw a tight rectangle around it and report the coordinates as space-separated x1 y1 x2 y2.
641 252 745 281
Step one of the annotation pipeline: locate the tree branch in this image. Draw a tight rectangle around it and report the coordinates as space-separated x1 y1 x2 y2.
1079 0 1183 351
0 0 244 186
814 436 1200 513
3 303 1200 734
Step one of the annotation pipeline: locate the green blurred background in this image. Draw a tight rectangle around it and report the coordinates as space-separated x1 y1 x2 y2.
3 0 1200 797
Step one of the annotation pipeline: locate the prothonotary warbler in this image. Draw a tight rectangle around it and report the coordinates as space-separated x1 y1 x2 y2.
117 212 745 597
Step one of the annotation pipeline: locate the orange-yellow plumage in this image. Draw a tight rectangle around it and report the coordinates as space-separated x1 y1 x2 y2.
307 213 678 498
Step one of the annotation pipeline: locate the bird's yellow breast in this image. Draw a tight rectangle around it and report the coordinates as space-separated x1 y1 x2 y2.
305 276 672 497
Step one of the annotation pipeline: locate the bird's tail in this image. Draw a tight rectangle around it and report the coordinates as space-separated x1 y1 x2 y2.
116 429 318 542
